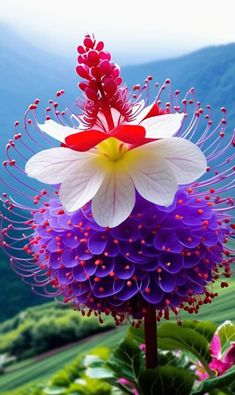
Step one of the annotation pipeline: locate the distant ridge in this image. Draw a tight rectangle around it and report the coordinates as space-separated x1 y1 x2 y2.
1 22 235 137
122 43 235 122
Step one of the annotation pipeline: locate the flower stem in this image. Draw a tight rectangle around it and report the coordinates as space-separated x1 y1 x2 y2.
144 305 158 369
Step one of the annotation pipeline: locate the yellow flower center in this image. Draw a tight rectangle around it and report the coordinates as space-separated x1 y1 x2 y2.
97 137 129 162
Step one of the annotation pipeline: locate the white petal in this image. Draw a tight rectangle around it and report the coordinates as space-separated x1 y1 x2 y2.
95 112 109 131
141 113 185 138
59 158 105 212
143 137 207 184
71 114 107 132
25 147 93 184
126 150 178 206
71 114 87 130
38 120 79 143
127 100 153 125
91 167 135 227
111 108 122 127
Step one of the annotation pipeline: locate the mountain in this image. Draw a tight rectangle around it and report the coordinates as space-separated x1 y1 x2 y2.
122 43 235 123
1 23 235 136
0 24 235 321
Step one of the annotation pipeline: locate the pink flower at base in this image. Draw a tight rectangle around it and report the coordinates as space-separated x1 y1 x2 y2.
197 332 235 380
118 378 139 395
139 344 146 352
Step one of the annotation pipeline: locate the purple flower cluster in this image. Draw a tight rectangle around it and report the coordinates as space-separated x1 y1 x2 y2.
18 188 229 321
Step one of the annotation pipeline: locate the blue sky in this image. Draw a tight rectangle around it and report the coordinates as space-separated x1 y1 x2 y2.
0 0 235 64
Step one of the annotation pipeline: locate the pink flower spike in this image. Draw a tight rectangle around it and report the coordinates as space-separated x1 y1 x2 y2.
222 342 235 365
118 378 139 395
197 325 235 380
210 358 231 376
210 334 221 359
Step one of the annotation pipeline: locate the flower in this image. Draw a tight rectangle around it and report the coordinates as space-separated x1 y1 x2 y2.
13 189 230 320
118 378 139 395
197 321 235 379
25 36 206 228
0 35 234 322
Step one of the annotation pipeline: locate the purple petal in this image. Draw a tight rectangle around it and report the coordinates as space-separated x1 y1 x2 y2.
57 268 73 285
95 258 115 277
111 219 139 241
63 232 81 248
76 243 93 260
153 230 182 253
73 265 87 282
88 231 107 254
61 249 79 268
92 278 125 298
202 231 218 247
158 270 176 292
158 253 183 274
117 280 139 301
114 260 135 279
71 282 90 296
50 252 62 269
47 238 61 252
141 276 164 303
177 229 201 248
184 254 201 268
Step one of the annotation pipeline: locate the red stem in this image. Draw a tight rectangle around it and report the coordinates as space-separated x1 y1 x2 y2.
102 106 115 130
144 305 158 369
98 83 115 131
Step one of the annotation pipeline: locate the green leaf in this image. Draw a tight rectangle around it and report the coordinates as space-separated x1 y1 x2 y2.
216 321 235 354
157 322 212 375
84 354 106 369
84 354 116 388
86 365 115 380
192 366 235 395
158 351 192 369
128 325 145 345
182 320 217 342
43 386 67 395
71 377 111 395
139 366 194 395
107 338 144 383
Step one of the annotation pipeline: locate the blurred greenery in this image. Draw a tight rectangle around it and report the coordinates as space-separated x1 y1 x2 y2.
87 320 235 395
0 328 126 394
1 295 235 394
7 319 231 395
0 249 47 323
0 302 114 360
1 345 113 395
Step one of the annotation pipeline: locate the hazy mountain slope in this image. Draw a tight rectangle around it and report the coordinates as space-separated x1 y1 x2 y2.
122 43 235 123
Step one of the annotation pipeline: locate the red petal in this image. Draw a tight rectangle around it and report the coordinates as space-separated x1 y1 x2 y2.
65 125 156 152
143 103 168 121
65 130 109 151
114 125 155 146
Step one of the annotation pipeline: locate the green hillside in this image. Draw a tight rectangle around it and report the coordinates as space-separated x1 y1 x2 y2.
0 251 46 322
0 301 114 360
0 328 125 394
